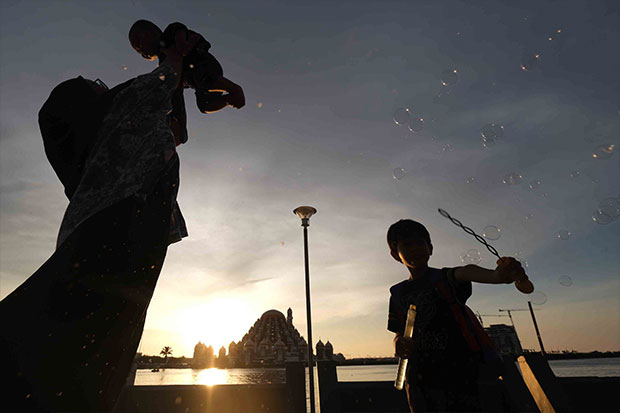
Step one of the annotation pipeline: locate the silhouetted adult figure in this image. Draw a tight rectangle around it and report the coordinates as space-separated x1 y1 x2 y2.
0 46 189 412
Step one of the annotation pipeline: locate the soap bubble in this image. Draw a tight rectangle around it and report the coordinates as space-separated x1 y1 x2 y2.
592 144 615 159
482 225 501 240
520 53 541 71
502 172 523 186
440 69 458 86
584 133 605 144
592 210 615 225
569 170 581 179
466 176 476 184
530 291 547 305
525 213 534 221
528 180 543 195
460 249 481 265
481 123 504 141
558 275 573 287
393 108 410 125
408 117 425 133
598 198 620 220
592 199 620 225
122 64 128 71
393 168 407 180
513 251 528 268
557 230 571 240
442 143 453 152
257 102 263 108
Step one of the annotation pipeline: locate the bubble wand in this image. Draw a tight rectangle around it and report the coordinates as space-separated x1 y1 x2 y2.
438 208 534 294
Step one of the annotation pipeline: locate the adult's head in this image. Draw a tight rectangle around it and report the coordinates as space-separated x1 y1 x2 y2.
129 19 162 61
39 76 106 199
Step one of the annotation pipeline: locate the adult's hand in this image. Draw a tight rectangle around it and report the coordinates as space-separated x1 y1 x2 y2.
159 46 184 89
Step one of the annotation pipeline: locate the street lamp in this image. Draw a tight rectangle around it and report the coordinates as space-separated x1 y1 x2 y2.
293 206 318 413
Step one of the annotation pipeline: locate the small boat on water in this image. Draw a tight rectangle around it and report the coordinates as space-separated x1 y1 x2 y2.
151 368 160 372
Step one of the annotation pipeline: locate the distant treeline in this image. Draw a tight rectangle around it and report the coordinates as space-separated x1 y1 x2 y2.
544 351 620 360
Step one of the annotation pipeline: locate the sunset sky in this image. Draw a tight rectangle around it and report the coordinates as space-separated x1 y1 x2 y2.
1 0 619 358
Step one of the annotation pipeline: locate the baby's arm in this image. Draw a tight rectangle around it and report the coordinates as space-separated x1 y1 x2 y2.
208 76 245 109
454 257 528 284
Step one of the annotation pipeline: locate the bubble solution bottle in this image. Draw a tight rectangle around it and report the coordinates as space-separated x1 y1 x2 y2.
394 304 417 391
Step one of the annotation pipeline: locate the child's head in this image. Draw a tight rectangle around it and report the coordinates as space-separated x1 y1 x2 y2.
387 219 433 267
129 20 162 61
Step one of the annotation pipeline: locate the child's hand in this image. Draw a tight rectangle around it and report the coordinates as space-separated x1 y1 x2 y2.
395 336 414 359
492 257 527 284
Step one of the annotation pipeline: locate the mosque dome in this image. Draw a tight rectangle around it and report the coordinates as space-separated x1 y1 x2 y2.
316 340 324 348
260 309 287 320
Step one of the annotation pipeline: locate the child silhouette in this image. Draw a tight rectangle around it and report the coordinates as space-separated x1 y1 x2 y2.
128 20 245 144
387 219 526 412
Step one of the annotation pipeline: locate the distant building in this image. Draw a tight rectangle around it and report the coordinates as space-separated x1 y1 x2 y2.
192 341 215 367
199 308 343 367
485 324 523 355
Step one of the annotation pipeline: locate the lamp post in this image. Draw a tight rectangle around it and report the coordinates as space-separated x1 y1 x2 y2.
527 301 547 356
293 206 318 413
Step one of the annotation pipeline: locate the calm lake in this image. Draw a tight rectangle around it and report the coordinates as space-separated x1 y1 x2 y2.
134 357 620 386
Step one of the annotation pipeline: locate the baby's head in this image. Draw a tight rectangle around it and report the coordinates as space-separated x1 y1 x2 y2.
129 19 162 61
387 219 433 268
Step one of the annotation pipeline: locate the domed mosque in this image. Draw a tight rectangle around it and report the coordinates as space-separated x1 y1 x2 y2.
221 308 344 367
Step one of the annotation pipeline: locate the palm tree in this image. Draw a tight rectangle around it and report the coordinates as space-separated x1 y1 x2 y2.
160 346 173 363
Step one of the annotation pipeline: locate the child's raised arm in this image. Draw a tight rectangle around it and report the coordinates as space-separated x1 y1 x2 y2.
454 257 528 285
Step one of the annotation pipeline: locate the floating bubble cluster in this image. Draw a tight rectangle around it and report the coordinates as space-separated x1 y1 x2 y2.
466 176 476 184
408 117 425 133
442 143 453 152
558 275 573 287
393 108 410 125
481 123 504 147
440 69 458 86
557 230 571 240
393 167 407 180
502 172 523 186
460 249 481 265
569 170 581 178
482 225 501 240
592 144 615 159
524 213 534 221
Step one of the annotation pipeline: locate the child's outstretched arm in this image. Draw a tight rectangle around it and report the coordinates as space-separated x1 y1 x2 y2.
455 257 528 285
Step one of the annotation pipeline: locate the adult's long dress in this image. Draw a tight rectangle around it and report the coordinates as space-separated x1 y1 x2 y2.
0 63 188 412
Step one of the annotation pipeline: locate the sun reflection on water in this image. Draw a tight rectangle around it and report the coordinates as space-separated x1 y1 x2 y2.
196 368 227 386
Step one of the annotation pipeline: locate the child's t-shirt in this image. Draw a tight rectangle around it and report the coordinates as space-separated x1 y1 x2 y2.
387 267 481 388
